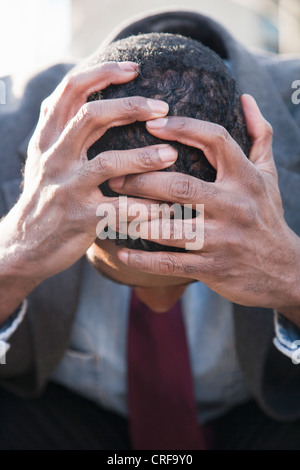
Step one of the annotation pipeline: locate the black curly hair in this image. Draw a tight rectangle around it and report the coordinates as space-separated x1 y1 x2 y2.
87 33 251 251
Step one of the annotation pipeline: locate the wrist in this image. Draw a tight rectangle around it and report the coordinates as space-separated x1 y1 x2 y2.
273 228 300 324
0 201 46 284
0 202 45 323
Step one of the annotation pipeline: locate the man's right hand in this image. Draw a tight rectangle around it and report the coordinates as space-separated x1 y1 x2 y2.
0 61 176 322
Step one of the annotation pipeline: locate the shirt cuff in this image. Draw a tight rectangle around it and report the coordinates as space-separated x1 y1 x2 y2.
0 300 28 364
273 310 300 365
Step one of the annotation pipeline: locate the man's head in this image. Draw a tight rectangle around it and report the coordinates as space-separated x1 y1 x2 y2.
85 33 251 310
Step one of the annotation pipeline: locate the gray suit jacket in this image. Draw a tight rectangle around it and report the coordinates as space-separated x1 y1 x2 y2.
1 9 300 421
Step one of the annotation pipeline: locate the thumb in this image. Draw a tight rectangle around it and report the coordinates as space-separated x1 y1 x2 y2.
241 94 278 179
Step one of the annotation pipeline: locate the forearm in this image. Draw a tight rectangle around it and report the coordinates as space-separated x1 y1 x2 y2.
0 204 44 325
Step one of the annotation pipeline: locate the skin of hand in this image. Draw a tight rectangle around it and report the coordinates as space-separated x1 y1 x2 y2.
109 95 300 324
0 61 177 322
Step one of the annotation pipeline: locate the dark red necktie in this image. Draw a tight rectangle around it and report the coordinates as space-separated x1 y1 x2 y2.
127 289 207 450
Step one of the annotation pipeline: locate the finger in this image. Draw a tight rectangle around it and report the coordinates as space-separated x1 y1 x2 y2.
109 169 224 214
42 61 140 128
59 96 169 157
115 197 175 223
124 216 205 251
240 94 277 178
117 248 201 278
96 195 175 221
145 116 250 180
65 194 167 234
95 196 174 239
82 144 177 186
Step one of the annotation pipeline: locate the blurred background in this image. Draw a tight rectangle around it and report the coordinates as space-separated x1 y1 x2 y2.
0 0 299 76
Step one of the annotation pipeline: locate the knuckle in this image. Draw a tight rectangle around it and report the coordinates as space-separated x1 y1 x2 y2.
161 221 174 241
39 156 51 177
159 254 180 275
172 176 198 202
98 61 119 76
78 102 96 122
39 152 60 179
263 120 273 140
215 125 230 146
138 149 158 168
47 183 67 208
95 152 115 176
117 198 129 220
40 98 50 117
97 61 113 72
125 97 144 114
61 74 77 94
174 118 191 132
30 131 46 155
130 173 144 191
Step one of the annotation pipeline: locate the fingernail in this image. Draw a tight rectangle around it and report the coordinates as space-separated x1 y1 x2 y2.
109 175 125 189
118 62 139 73
158 145 177 163
118 250 129 264
147 118 168 128
147 99 169 115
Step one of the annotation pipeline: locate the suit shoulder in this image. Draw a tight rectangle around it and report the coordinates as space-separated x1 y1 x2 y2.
0 63 75 187
255 52 300 93
0 62 75 115
255 52 300 128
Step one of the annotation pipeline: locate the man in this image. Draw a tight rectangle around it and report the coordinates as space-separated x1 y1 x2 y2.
0 8 300 450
